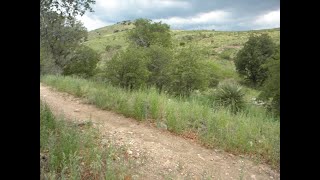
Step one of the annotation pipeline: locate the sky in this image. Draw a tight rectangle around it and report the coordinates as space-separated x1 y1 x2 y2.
77 0 280 31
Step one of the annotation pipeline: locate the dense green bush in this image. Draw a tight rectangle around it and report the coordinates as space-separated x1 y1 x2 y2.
105 46 150 89
63 46 99 78
146 45 173 91
40 48 62 75
235 34 276 86
214 81 245 113
166 47 209 96
259 45 280 116
127 18 172 48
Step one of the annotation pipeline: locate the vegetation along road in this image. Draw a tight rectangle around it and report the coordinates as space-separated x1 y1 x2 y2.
41 83 279 180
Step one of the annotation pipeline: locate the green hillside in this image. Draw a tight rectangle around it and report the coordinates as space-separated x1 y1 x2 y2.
83 22 280 82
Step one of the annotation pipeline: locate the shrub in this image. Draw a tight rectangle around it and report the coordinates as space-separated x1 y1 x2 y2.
146 45 173 91
105 46 150 89
127 18 172 48
214 81 245 113
259 45 280 116
62 46 99 78
179 42 185 46
235 34 276 86
166 47 209 96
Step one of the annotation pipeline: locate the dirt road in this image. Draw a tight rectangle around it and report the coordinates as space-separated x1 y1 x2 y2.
40 84 279 180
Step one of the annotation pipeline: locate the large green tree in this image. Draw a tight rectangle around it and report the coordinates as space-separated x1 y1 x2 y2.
166 47 209 96
146 45 173 92
127 19 172 48
40 0 95 74
41 12 88 70
234 34 276 86
259 45 280 116
40 0 95 19
62 45 99 78
105 46 150 89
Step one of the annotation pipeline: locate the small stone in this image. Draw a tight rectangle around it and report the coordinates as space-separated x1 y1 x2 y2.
210 158 214 161
251 175 256 179
74 109 80 112
168 169 172 172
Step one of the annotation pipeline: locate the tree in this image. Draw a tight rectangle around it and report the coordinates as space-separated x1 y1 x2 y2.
127 19 172 48
40 0 95 74
105 46 150 89
62 45 99 78
234 34 276 86
166 47 209 96
146 45 173 91
40 0 95 20
259 45 280 116
41 12 88 71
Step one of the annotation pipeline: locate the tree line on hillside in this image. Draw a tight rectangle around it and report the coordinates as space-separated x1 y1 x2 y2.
40 2 280 116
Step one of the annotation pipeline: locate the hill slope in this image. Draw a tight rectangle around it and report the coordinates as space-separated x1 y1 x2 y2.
84 23 280 82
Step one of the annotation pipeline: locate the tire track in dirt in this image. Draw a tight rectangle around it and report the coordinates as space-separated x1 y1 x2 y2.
40 83 279 180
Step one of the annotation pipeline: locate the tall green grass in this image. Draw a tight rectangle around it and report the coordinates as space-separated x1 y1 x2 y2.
40 100 134 179
41 75 280 169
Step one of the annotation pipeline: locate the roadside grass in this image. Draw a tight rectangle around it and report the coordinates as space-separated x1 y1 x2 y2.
41 75 280 169
40 100 135 179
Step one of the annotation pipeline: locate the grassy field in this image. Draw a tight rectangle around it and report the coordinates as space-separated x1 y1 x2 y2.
41 75 280 169
40 100 135 179
84 23 280 82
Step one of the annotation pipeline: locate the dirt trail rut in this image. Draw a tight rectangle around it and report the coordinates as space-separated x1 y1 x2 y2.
40 84 279 180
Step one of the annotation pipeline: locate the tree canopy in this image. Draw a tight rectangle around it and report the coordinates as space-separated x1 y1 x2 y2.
235 34 276 86
127 19 172 48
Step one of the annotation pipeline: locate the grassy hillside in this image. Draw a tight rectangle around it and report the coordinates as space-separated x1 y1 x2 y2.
84 23 280 82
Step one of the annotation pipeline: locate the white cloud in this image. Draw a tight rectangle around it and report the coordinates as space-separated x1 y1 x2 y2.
75 0 279 31
154 10 231 29
95 0 190 14
252 9 280 29
77 14 111 31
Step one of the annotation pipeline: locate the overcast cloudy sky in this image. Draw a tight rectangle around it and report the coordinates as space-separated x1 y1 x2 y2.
77 0 280 31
